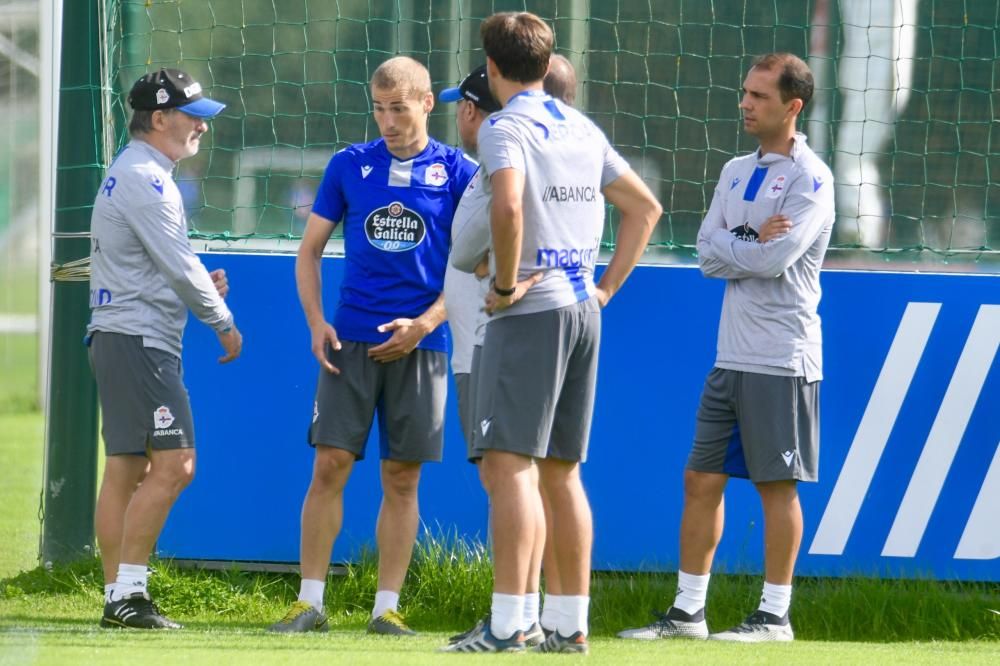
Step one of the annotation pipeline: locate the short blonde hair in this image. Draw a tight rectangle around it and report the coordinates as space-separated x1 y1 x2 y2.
371 56 431 98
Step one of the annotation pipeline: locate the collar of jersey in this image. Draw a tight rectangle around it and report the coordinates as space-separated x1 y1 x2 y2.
505 89 550 105
376 136 437 164
756 131 808 166
130 139 176 171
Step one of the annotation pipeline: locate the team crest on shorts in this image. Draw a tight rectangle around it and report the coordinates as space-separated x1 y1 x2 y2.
364 201 426 252
154 406 175 429
765 175 787 198
424 163 449 187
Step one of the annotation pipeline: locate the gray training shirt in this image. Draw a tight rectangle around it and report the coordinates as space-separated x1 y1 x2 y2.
447 167 492 368
88 139 233 357
476 91 629 318
696 133 835 382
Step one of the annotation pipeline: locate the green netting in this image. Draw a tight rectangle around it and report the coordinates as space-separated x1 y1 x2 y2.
101 0 1000 267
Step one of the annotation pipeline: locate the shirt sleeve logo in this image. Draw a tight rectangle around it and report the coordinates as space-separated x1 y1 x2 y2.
365 201 426 252
424 163 449 187
150 175 165 195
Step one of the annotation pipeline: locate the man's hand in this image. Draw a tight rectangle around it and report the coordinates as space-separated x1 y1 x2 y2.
311 321 342 374
368 319 428 363
594 286 611 308
210 269 230 298
759 215 792 243
484 272 544 314
216 325 243 364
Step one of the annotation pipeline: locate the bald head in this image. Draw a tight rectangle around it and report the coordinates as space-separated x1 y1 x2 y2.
544 54 577 105
371 56 431 98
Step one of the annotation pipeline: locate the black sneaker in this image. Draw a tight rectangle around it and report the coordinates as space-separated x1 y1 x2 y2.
709 609 794 642
267 601 329 633
100 593 182 629
617 606 708 640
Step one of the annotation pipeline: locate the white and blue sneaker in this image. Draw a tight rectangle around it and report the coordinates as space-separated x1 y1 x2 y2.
440 619 525 653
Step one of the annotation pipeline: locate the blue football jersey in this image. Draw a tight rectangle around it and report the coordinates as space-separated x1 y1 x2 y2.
312 137 478 352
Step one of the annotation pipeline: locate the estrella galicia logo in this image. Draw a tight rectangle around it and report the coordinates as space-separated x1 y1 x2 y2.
364 201 426 252
731 221 759 242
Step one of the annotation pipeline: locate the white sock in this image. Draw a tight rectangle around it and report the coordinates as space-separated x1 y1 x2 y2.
673 570 710 615
523 592 540 629
372 590 400 619
298 578 325 611
111 563 148 601
490 593 525 640
540 594 563 632
557 595 589 637
759 581 792 618
104 584 114 603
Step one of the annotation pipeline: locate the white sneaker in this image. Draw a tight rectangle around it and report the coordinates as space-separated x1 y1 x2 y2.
617 606 709 640
709 609 794 642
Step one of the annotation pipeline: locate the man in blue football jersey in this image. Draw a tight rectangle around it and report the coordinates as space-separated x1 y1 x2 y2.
268 56 478 635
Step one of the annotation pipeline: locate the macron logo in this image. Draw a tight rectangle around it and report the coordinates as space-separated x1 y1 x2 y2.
781 450 795 467
361 166 373 179
480 418 492 437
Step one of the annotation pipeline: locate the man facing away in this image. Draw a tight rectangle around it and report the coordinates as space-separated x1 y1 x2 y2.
442 55 585 647
618 52 834 643
268 56 477 635
444 12 662 654
88 68 242 629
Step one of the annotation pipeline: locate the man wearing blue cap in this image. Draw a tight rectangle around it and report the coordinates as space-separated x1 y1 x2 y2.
88 68 241 630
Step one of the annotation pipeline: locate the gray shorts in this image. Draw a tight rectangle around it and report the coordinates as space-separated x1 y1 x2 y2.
456 345 483 462
473 298 600 462
87 331 195 456
310 341 447 462
688 367 819 483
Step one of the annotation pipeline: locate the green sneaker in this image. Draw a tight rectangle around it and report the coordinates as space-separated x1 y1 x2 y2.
367 609 416 636
267 600 329 633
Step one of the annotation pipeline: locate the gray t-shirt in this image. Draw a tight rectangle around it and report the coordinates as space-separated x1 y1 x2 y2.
476 91 629 318
87 139 233 357
696 133 835 382
445 167 491 372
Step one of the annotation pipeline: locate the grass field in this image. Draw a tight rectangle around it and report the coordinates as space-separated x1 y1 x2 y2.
1 333 998 664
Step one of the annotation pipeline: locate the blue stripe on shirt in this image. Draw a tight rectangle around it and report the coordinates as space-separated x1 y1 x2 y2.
742 166 769 202
564 266 589 302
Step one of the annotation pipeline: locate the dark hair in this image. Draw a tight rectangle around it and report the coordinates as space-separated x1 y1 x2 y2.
480 12 553 83
128 108 175 136
751 53 814 109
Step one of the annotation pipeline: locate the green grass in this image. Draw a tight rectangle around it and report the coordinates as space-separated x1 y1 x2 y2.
1 409 998 664
0 411 44 578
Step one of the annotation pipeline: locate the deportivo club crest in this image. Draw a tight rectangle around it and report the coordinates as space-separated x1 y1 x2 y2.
364 201 426 252
154 406 175 429
424 163 448 187
766 175 787 198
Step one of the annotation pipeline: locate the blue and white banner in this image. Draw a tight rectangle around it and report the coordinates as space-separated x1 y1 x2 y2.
161 256 999 581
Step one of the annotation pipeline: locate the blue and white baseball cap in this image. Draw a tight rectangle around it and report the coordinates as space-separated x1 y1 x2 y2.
128 68 226 119
439 64 501 112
